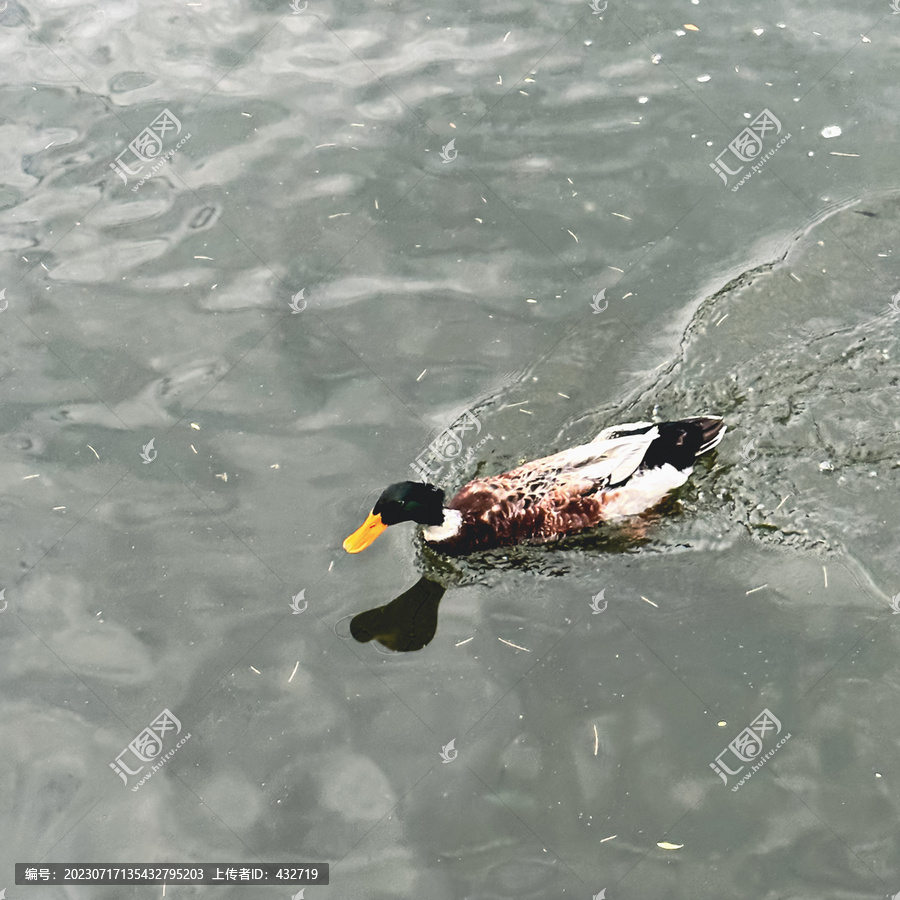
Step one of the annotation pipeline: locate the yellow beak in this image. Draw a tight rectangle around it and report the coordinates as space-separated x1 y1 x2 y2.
343 511 388 553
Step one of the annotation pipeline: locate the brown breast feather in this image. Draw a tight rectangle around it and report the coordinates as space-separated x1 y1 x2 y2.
438 460 607 554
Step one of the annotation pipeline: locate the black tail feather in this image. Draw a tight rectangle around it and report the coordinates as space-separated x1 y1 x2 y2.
641 415 725 472
691 415 727 454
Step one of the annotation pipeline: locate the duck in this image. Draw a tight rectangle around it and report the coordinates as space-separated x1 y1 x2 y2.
343 415 726 557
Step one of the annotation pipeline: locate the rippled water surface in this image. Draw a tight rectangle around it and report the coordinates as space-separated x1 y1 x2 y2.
2 0 900 898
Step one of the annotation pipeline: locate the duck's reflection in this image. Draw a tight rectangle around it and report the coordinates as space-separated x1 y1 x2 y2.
350 576 446 652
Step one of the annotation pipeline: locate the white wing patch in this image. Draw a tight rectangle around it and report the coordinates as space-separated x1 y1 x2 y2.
593 420 654 442
601 463 690 518
542 427 659 487
579 430 658 485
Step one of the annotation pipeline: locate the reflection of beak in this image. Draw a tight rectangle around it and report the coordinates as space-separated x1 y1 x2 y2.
343 512 388 553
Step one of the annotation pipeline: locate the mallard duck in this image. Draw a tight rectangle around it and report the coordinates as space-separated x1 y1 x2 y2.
343 415 725 556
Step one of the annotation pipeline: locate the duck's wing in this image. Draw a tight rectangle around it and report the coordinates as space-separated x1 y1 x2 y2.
557 429 659 487
593 420 656 442
510 427 660 494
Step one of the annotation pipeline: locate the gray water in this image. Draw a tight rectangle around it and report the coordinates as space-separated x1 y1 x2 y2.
2 0 900 898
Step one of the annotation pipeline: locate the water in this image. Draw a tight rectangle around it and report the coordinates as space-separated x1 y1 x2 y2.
1 0 900 897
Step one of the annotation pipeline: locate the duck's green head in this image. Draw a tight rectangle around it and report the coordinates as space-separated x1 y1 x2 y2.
343 481 445 553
